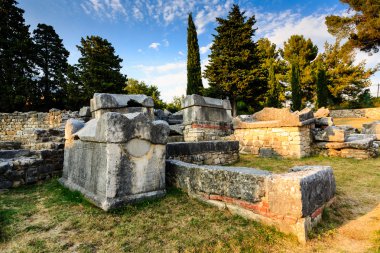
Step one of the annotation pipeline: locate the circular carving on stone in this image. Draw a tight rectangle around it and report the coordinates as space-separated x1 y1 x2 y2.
125 139 151 157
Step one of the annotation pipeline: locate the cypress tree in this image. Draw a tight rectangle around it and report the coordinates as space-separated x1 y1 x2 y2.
0 0 36 112
291 63 302 111
186 13 203 95
315 62 328 108
33 23 69 110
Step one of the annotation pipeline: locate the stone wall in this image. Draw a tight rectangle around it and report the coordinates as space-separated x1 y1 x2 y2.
0 109 77 146
166 141 239 165
330 108 380 119
231 125 312 158
166 160 336 243
0 149 63 189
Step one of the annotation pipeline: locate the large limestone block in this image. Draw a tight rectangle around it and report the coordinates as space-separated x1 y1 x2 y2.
90 93 154 119
60 112 170 211
252 107 314 127
313 126 348 142
362 121 380 140
181 94 231 110
314 107 330 118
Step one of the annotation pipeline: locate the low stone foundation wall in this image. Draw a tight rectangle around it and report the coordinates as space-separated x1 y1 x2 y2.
0 109 77 146
231 125 312 158
183 122 233 142
166 160 336 243
0 149 63 189
166 141 239 165
330 108 380 119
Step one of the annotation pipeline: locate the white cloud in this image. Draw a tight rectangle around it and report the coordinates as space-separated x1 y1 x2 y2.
194 0 233 34
81 0 127 19
200 42 212 54
133 61 187 102
178 51 184 56
137 48 143 53
149 42 161 50
133 7 144 21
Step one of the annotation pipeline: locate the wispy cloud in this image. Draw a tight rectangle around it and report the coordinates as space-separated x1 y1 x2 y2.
162 39 170 47
80 0 126 19
149 42 161 50
79 0 232 33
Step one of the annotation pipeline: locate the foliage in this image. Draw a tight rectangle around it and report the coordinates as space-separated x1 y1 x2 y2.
256 38 286 108
320 40 377 105
186 13 203 95
290 63 302 111
76 35 127 106
315 60 329 108
325 0 380 53
0 0 37 112
32 23 69 110
123 78 165 109
204 4 263 116
166 95 183 113
282 35 318 105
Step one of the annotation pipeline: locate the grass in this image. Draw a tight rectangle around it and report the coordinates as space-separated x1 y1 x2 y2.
1 155 380 252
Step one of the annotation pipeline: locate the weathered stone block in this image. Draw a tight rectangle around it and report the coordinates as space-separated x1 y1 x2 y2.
60 112 170 211
313 126 348 142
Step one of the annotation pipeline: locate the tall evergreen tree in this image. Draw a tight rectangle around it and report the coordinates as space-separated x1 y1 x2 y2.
283 35 318 106
325 0 380 53
186 13 203 95
76 35 127 104
290 63 302 111
0 0 36 112
315 61 328 108
266 60 282 108
33 23 69 110
204 4 261 116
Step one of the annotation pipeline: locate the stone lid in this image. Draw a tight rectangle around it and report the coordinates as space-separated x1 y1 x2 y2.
181 94 232 110
73 112 169 144
90 93 154 112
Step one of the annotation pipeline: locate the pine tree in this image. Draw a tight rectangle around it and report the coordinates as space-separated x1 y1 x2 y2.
76 36 127 104
315 61 328 108
33 23 69 110
0 0 36 112
186 13 203 95
204 4 261 116
325 0 380 53
291 63 302 111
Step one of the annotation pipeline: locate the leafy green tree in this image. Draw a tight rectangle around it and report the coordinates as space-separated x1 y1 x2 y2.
124 78 165 109
290 63 302 111
256 38 285 108
315 60 328 108
325 0 380 53
0 0 36 112
204 4 262 116
187 13 203 95
283 35 318 105
166 95 183 113
320 40 377 105
63 65 84 110
33 23 69 110
76 36 127 104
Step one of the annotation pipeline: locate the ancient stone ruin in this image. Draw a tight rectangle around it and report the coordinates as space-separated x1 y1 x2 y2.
60 105 170 210
0 93 348 242
182 94 233 142
166 160 336 243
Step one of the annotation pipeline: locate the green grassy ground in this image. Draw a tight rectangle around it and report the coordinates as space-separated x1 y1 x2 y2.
1 155 379 252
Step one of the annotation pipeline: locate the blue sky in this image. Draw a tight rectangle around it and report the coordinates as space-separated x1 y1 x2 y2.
19 0 380 102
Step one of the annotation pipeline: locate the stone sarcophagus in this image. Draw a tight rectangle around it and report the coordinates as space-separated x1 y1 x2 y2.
90 93 155 120
182 94 233 142
60 111 170 210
